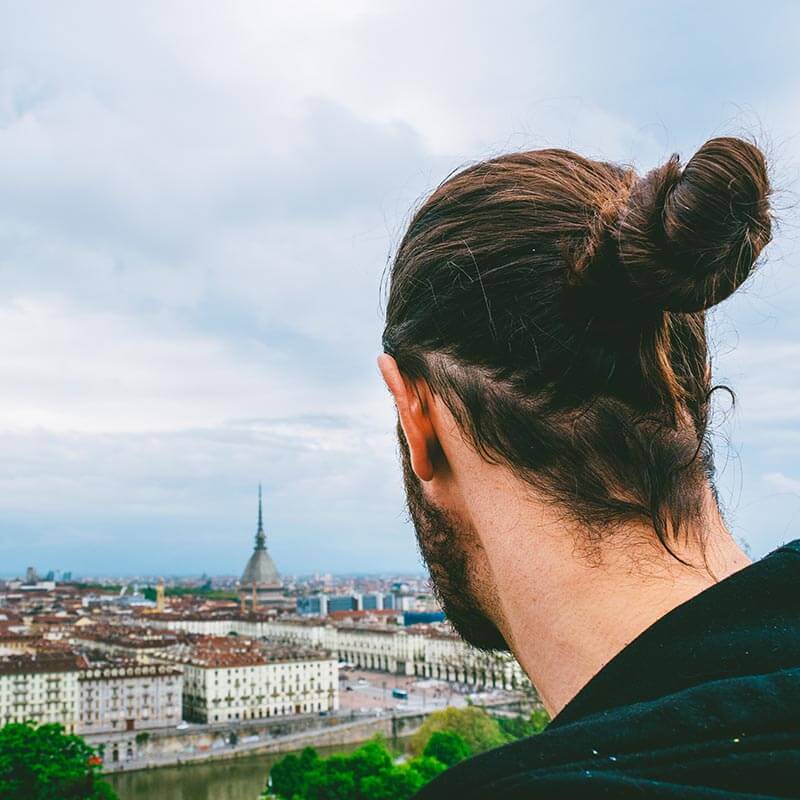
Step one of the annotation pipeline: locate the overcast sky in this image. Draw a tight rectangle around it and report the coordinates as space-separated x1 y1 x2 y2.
0 1 798 577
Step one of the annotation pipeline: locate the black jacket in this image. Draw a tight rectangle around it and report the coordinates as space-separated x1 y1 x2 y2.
415 541 800 798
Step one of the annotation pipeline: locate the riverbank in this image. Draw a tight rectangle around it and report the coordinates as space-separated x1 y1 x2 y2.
109 738 412 800
101 709 428 775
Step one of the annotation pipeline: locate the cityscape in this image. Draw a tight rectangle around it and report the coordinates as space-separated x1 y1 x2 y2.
2 3 798 798
0 488 534 796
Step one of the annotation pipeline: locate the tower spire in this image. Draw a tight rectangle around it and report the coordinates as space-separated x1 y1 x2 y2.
255 484 266 550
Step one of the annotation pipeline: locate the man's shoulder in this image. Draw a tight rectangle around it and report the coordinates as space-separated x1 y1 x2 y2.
415 666 800 799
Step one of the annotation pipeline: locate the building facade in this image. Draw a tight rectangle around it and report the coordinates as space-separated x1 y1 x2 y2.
147 615 527 691
0 652 81 732
164 636 338 723
77 663 183 735
297 593 396 615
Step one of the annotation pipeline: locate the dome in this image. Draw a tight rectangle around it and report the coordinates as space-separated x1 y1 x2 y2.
241 548 281 587
240 485 282 589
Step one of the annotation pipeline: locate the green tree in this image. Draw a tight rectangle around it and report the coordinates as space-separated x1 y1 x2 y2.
345 739 393 782
529 708 550 733
303 756 355 800
268 746 320 798
269 738 419 800
422 731 471 767
406 755 447 783
143 584 238 601
409 706 505 756
497 709 550 742
0 722 118 800
267 735 461 800
360 765 425 800
497 714 532 740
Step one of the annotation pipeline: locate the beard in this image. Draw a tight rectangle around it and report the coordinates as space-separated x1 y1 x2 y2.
397 425 509 652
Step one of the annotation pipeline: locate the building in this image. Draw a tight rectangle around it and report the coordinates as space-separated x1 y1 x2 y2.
327 595 358 613
166 636 338 723
0 651 83 732
77 662 183 735
147 614 527 691
155 580 166 613
239 487 289 610
296 592 396 616
71 624 189 663
296 595 328 616
402 611 446 626
5 570 56 593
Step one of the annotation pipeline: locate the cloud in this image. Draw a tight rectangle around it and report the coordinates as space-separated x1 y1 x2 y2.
763 472 800 495
0 412 415 574
0 1 798 573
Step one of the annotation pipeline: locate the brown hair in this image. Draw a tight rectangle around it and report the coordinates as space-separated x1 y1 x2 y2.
383 137 772 558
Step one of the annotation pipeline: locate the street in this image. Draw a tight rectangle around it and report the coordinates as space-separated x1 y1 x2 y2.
337 668 513 713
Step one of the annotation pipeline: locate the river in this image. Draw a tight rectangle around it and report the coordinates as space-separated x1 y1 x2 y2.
107 740 405 800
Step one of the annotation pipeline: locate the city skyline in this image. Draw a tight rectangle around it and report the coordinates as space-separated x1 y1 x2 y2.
0 487 424 579
2 484 430 580
1 2 799 574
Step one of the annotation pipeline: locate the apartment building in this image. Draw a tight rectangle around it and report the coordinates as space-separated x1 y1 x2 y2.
146 614 527 690
77 662 183 735
165 636 338 723
0 652 82 732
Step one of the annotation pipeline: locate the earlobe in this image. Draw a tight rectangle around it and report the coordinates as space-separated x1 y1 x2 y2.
377 354 436 482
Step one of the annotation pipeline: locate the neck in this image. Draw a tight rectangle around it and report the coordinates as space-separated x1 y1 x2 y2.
466 469 751 717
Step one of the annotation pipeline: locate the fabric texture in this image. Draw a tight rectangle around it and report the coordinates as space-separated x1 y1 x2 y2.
415 541 800 798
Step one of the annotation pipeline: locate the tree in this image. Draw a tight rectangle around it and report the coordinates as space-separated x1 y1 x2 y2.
422 731 471 767
496 709 550 742
269 747 319 799
269 738 427 800
406 755 447 783
529 708 549 733
360 765 425 800
0 722 118 800
303 755 356 800
344 739 393 782
303 741 394 800
267 735 464 800
409 707 505 756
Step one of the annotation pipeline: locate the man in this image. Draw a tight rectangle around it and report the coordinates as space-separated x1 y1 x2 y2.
379 137 800 797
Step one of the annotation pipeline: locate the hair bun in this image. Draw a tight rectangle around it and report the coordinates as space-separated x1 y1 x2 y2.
616 136 772 313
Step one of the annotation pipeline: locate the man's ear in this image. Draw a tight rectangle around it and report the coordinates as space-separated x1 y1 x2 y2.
377 354 436 482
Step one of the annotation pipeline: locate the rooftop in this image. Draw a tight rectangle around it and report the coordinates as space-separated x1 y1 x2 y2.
0 651 86 675
167 635 331 669
72 624 190 649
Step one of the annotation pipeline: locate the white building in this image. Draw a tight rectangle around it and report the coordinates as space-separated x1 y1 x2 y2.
77 662 183 735
164 636 338 723
146 615 527 690
0 652 81 732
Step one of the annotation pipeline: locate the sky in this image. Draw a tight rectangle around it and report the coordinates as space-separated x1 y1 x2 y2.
0 0 799 576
